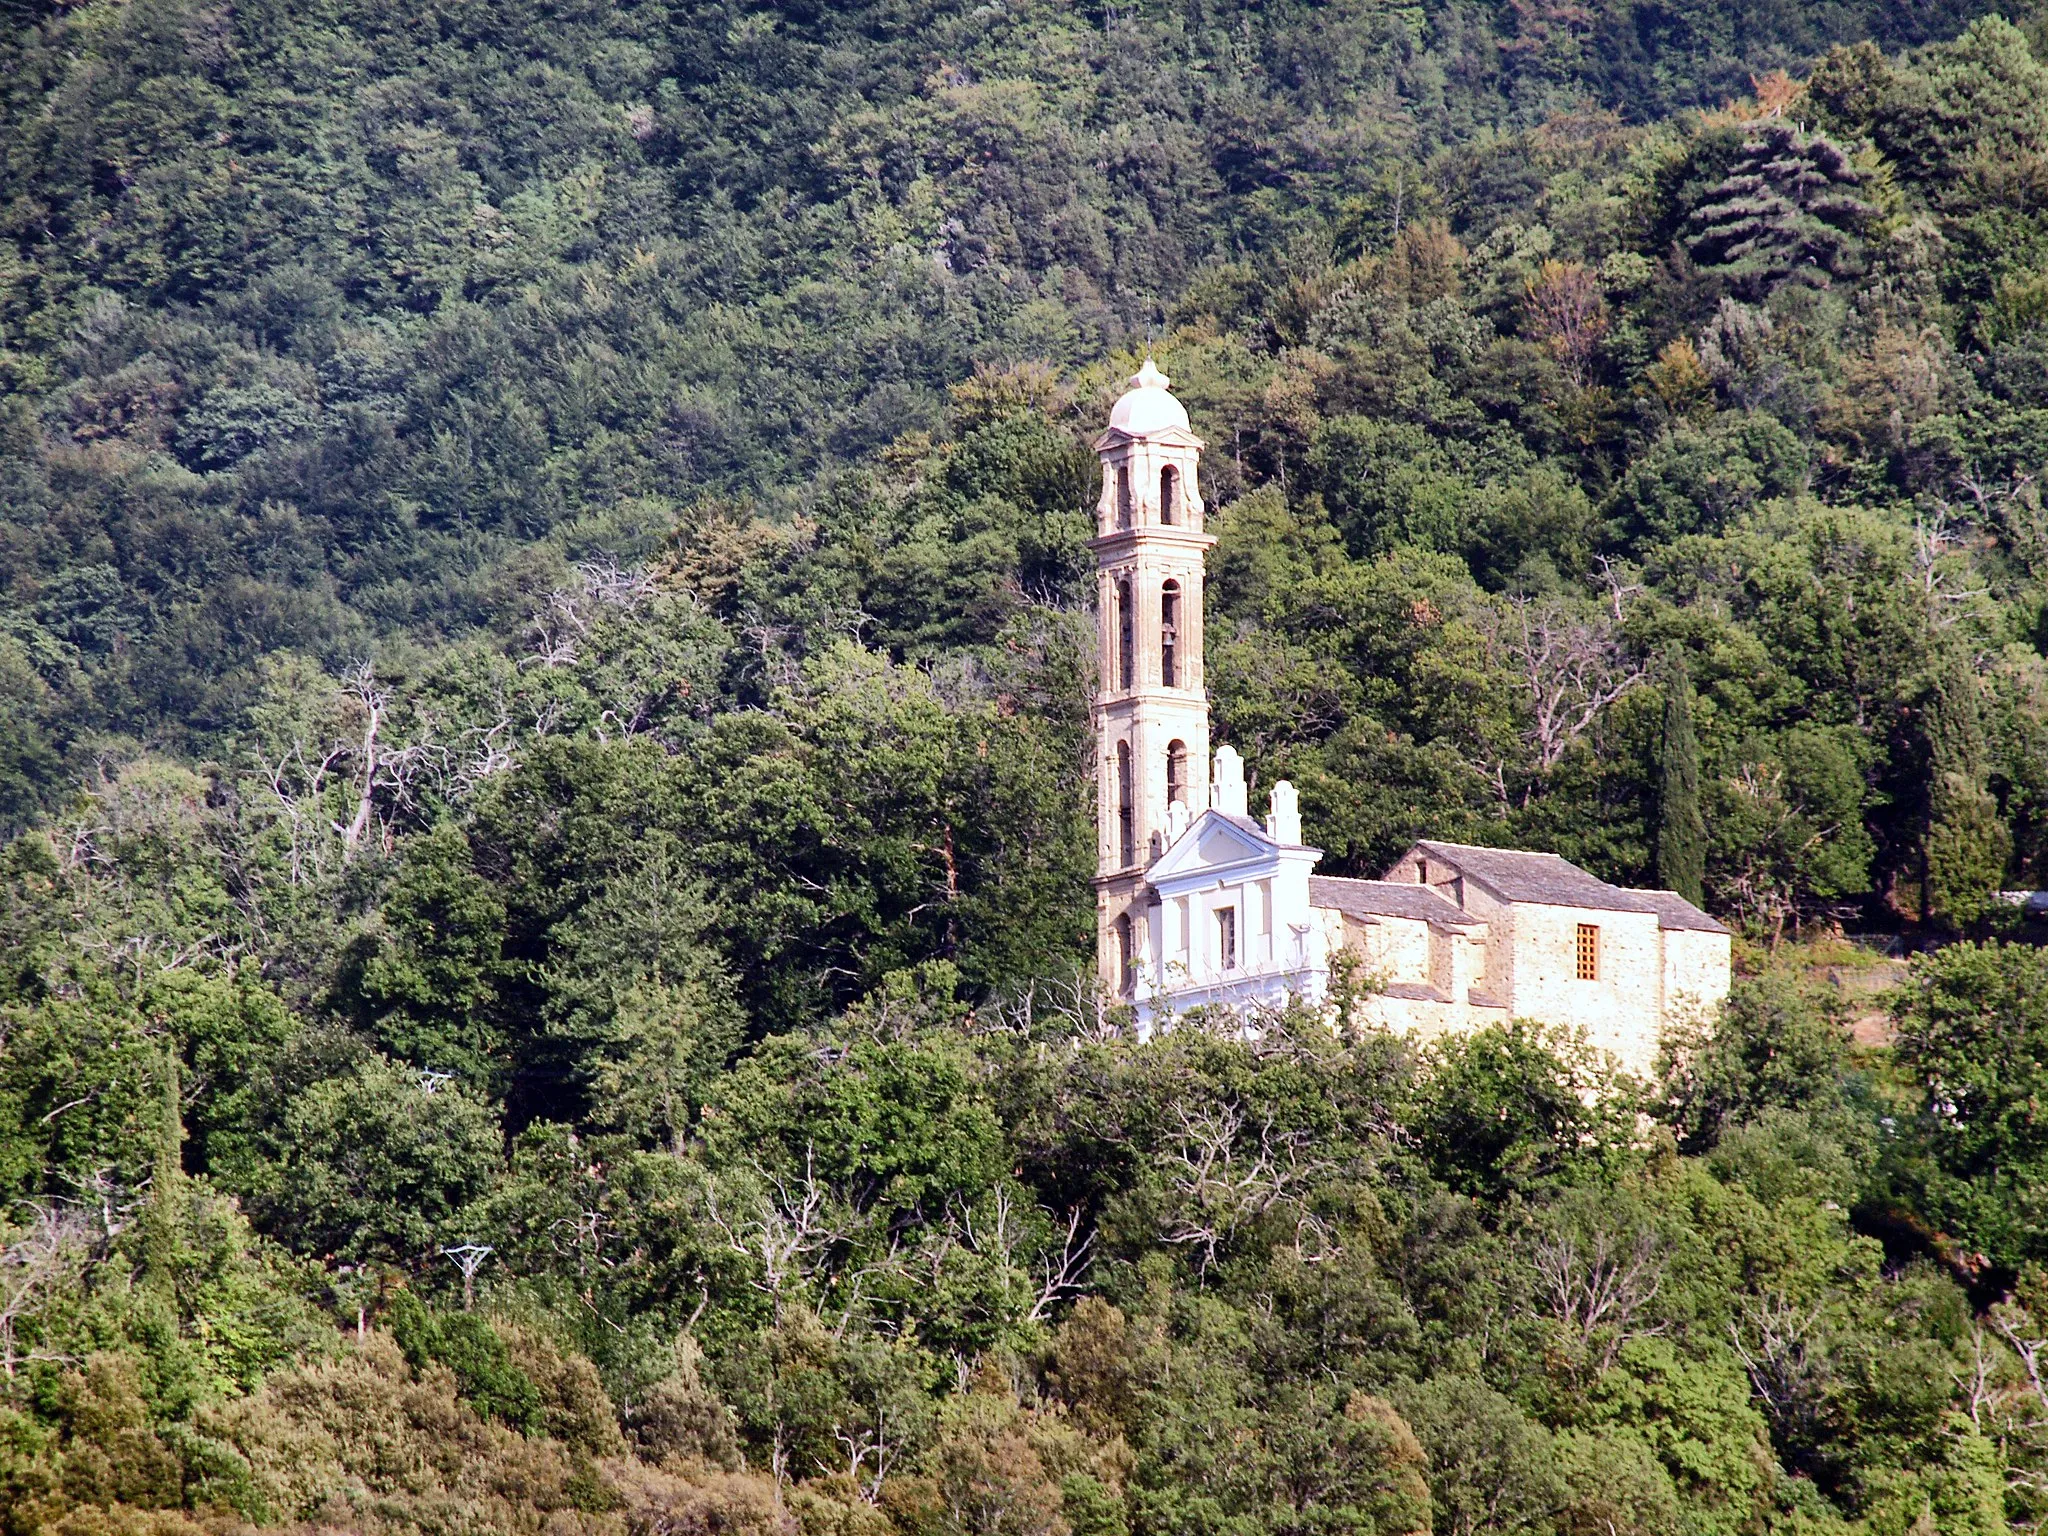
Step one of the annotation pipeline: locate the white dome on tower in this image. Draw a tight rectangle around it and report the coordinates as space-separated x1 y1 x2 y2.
1108 357 1189 435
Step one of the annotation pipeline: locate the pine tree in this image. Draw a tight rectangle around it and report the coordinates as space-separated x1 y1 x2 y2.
1686 123 1877 299
1656 646 1708 907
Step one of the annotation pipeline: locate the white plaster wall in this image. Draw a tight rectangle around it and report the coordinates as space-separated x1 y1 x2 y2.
1663 929 1732 1022
1138 869 1326 1034
1152 878 1248 990
1357 992 1512 1045
1455 885 1515 1002
1179 876 1308 984
1348 913 1432 989
1502 904 1665 1075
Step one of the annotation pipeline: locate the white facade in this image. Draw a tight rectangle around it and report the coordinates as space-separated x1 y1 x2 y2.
1131 771 1329 1034
1089 367 1733 1068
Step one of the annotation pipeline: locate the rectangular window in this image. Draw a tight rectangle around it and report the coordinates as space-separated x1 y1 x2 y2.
1575 923 1599 981
1217 906 1238 972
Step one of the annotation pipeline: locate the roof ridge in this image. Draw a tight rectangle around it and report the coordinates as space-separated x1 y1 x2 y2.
1416 838 1570 860
1403 840 1666 913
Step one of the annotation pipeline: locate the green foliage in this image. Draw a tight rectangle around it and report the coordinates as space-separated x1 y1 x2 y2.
1921 660 2013 928
1412 1024 1630 1200
14 0 2048 1531
252 1055 502 1266
387 1291 543 1434
0 964 297 1204
1398 1375 1562 1536
1926 772 2012 930
1661 972 1860 1158
1309 417 1482 559
1606 416 1808 546
341 822 515 1088
1891 941 2048 1268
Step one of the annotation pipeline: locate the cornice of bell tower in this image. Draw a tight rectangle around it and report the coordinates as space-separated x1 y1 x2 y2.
1087 525 1215 556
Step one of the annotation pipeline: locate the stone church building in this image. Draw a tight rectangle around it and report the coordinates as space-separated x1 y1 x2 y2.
1091 362 1731 1074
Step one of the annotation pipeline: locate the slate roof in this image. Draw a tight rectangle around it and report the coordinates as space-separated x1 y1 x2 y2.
1409 840 1655 910
1310 876 1476 927
1406 841 1730 933
1625 889 1731 935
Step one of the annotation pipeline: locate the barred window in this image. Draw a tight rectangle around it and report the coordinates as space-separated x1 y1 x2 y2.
1575 923 1598 981
1217 906 1238 972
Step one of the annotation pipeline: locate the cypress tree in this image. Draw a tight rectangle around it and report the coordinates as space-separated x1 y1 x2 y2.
1657 646 1708 906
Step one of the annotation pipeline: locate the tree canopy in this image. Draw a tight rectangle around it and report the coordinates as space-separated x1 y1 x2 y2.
10 0 2048 1532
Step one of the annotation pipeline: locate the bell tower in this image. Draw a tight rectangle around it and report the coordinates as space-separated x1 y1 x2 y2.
1093 359 1215 997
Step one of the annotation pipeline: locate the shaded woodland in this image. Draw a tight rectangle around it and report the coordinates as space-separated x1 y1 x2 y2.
9 1 2048 1532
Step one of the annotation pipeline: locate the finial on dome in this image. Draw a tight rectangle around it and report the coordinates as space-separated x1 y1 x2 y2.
1108 355 1189 434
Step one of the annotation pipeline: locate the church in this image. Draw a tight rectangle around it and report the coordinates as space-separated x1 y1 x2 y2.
1090 361 1731 1075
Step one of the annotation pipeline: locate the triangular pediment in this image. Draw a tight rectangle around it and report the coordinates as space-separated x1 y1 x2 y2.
1147 809 1278 885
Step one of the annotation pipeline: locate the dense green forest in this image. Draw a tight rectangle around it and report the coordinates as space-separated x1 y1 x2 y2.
19 0 2048 1530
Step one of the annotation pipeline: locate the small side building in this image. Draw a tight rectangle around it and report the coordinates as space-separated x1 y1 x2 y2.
1365 841 1732 1075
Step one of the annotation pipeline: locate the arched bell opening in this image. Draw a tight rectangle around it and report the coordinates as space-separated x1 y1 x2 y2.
1116 740 1135 868
1160 580 1181 688
1116 577 1135 691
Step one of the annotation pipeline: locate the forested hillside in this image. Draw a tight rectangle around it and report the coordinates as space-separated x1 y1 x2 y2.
15 0 2048 1531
